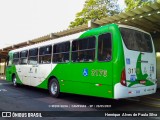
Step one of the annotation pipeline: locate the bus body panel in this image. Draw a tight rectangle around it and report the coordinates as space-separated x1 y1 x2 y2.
109 25 125 88
5 24 157 99
114 25 157 99
29 64 52 86
54 62 113 98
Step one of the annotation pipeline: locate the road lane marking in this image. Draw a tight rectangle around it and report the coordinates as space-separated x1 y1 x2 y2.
138 101 160 108
142 96 160 101
126 96 160 108
0 83 12 85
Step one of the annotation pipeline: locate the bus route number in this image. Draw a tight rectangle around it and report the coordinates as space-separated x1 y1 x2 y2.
91 69 107 77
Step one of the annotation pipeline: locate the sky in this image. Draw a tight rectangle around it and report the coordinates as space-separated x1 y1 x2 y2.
0 0 125 49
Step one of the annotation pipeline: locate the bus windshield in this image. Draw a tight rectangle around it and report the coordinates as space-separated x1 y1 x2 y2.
120 28 153 52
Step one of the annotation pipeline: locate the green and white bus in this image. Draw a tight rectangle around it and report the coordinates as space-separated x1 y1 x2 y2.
6 24 157 99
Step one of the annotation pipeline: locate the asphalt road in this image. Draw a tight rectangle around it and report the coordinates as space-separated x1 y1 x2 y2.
0 79 160 120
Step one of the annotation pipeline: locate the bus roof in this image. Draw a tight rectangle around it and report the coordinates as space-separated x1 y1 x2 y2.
9 23 150 53
9 24 116 53
10 31 84 53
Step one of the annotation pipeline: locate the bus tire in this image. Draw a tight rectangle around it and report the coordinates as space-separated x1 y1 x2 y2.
12 75 18 87
49 78 60 98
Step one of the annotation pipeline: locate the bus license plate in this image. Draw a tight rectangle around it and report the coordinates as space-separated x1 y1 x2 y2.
136 90 140 93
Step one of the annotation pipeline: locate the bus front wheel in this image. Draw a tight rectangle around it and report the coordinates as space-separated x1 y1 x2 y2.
12 75 18 87
49 78 60 98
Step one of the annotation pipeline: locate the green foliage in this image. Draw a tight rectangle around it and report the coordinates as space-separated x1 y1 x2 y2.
69 0 120 28
125 0 155 11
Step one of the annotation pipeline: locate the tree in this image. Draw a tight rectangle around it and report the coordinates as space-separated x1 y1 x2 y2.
69 0 120 28
125 0 156 11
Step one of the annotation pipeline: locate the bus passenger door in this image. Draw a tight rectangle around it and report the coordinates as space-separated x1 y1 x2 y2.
19 50 30 85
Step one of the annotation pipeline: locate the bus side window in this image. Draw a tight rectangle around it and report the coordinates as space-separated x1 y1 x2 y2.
13 52 19 65
53 42 70 63
20 50 28 64
39 45 52 64
28 48 38 65
71 36 96 62
98 33 112 62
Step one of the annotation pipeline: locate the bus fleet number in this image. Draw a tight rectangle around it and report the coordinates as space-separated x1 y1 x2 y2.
91 69 107 77
128 68 140 74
